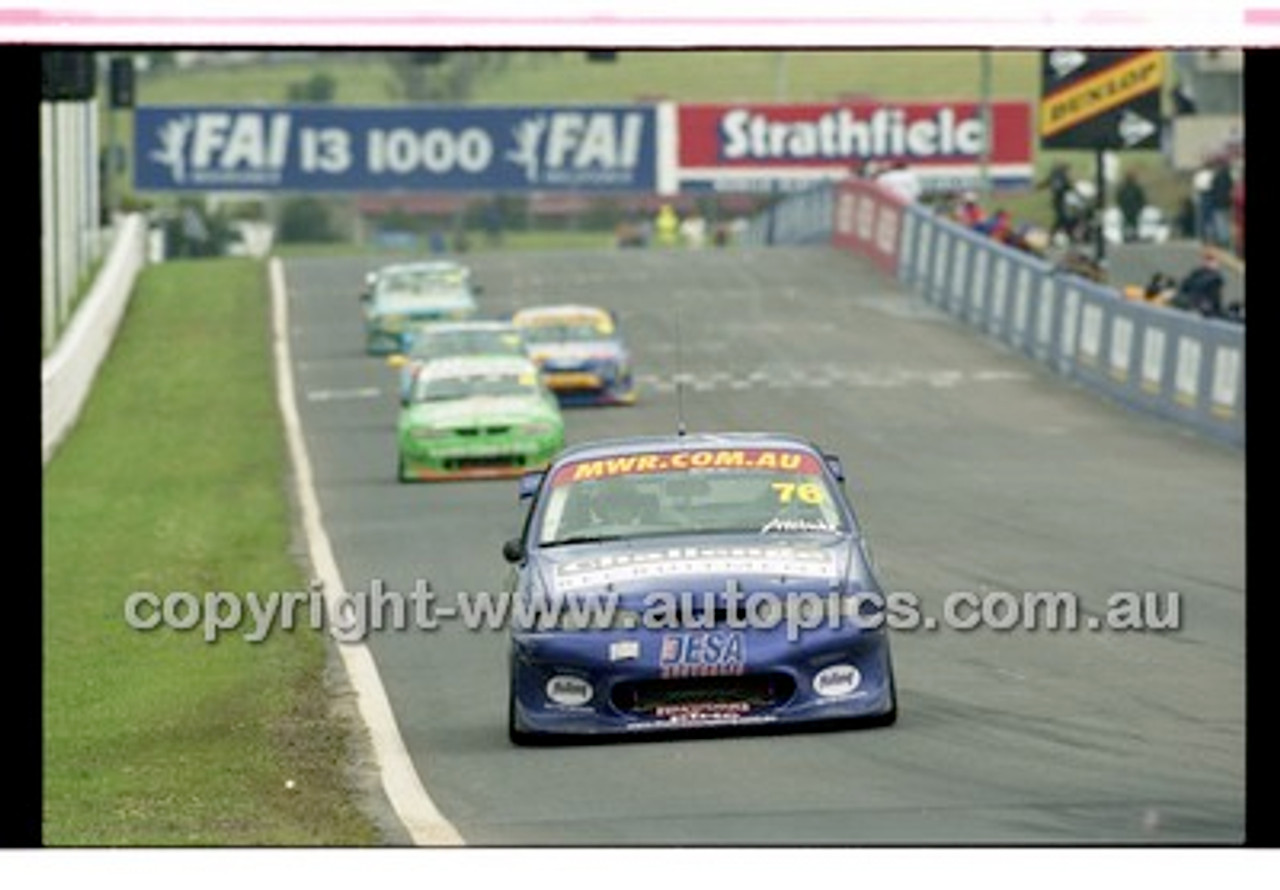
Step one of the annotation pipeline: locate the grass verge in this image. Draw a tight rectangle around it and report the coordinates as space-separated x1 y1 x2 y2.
43 257 381 845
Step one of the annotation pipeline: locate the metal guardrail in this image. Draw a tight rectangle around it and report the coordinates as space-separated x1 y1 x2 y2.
749 184 1245 447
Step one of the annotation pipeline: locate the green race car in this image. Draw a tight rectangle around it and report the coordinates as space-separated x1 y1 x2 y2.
397 355 565 482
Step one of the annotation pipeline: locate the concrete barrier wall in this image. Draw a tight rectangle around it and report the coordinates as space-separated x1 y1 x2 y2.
750 183 1245 447
42 213 149 465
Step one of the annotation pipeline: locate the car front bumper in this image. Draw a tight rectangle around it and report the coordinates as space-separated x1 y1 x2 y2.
509 623 895 739
399 433 562 481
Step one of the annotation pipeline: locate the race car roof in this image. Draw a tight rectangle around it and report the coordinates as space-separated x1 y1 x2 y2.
511 304 613 325
376 260 470 276
416 354 541 381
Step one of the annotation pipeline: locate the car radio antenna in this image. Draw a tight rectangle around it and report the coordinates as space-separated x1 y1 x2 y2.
675 306 687 437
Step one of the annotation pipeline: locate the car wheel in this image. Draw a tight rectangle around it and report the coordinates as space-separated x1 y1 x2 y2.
397 455 410 483
507 680 538 746
862 673 898 728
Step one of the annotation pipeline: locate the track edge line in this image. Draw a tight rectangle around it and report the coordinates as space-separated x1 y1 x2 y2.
269 256 465 847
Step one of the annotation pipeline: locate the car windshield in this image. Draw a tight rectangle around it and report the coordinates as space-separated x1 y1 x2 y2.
522 322 611 344
413 371 538 403
409 329 526 359
536 447 848 545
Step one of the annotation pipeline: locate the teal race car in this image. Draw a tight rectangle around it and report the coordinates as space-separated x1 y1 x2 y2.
397 355 565 482
362 261 480 355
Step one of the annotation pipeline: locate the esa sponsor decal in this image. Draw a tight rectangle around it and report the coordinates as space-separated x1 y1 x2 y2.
813 663 863 698
135 105 656 192
659 632 746 679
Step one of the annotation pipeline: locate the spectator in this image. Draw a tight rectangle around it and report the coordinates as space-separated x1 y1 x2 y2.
679 212 707 249
875 160 922 203
1115 171 1147 243
1232 174 1244 260
1208 159 1235 249
974 208 1013 243
954 191 985 228
1171 251 1226 318
481 199 504 247
1174 195 1197 240
1192 159 1216 244
1172 78 1198 115
654 204 680 247
428 228 447 254
1038 162 1074 243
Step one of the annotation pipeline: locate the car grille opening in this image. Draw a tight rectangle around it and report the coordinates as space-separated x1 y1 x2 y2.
611 673 795 716
442 456 525 471
452 426 512 437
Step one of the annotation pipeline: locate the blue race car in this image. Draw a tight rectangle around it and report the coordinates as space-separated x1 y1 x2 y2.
501 432 898 744
361 261 480 355
511 304 637 406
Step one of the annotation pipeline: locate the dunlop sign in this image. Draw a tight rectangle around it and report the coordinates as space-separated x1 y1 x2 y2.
1039 50 1165 150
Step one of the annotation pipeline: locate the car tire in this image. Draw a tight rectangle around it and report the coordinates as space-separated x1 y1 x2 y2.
507 681 540 746
862 673 898 728
507 689 527 745
397 455 410 483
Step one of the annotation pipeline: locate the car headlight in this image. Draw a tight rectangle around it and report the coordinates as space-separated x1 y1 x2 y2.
410 427 452 440
518 422 557 437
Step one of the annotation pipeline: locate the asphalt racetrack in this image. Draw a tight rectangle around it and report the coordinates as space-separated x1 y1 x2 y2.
284 245 1244 845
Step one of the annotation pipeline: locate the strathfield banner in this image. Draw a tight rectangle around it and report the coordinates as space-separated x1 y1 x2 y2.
676 101 1033 194
133 105 658 192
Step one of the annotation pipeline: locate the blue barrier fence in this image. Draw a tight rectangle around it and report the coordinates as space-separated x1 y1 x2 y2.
747 184 1244 447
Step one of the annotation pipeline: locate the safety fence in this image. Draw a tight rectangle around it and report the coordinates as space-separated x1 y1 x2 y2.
42 213 150 466
747 179 1244 447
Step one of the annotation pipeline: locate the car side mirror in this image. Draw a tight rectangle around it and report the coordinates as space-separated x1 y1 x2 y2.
518 470 545 501
502 539 526 563
822 452 846 483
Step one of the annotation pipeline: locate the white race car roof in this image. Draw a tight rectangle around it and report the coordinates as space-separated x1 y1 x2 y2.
416 355 540 382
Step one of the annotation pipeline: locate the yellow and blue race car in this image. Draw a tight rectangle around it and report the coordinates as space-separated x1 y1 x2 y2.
511 304 637 406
